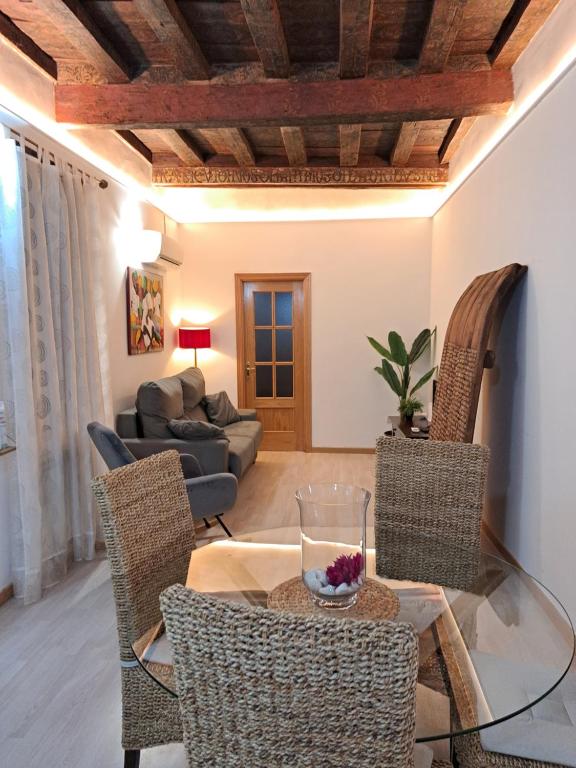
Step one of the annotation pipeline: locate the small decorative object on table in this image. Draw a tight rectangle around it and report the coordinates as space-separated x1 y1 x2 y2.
297 483 370 610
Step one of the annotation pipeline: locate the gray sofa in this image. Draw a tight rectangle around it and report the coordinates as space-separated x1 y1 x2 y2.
115 367 262 480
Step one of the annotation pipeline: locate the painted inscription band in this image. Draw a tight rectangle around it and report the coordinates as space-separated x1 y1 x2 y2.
153 166 448 187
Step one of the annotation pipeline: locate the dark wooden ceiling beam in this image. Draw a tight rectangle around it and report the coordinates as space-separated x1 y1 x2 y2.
339 125 362 166
38 0 132 82
162 130 205 166
438 116 475 163
153 165 449 187
239 0 290 78
490 0 562 69
215 128 255 166
419 0 468 74
391 1 467 167
208 54 491 85
0 12 57 79
280 127 307 166
339 0 375 78
115 130 153 163
391 122 421 166
55 70 514 128
133 0 209 80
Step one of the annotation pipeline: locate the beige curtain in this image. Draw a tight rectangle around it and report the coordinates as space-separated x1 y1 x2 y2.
0 138 112 603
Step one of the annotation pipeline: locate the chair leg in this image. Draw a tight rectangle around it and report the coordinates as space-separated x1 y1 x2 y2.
215 515 232 537
203 517 212 528
124 750 140 768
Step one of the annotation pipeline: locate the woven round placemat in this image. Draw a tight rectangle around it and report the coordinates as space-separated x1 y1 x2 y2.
267 577 400 621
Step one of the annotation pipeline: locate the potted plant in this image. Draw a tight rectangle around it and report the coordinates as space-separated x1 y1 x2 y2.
367 329 437 425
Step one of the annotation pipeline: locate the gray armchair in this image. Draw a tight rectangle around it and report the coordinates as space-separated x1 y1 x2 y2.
87 421 237 536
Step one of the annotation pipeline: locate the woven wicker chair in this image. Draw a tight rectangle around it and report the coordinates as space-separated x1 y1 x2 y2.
374 437 489 590
160 583 451 768
430 263 527 443
92 450 196 768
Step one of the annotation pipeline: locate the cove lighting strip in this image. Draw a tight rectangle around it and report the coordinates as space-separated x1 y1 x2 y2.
435 39 576 211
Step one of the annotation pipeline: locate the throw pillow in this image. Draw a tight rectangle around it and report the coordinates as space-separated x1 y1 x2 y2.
204 391 241 427
168 419 228 441
136 377 184 439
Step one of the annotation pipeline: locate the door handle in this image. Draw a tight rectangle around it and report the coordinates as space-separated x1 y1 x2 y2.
246 362 256 376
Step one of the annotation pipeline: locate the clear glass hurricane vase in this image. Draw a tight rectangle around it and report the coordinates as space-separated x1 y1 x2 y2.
297 483 370 610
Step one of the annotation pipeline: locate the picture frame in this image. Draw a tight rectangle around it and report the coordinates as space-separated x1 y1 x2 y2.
126 267 164 355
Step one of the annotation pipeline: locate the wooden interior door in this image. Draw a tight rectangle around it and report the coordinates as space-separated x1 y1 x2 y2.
236 274 311 451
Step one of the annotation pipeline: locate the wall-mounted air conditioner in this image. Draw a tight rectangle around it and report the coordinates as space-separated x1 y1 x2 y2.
139 229 183 268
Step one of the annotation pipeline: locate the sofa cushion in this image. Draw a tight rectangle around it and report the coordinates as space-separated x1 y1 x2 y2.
116 407 139 439
415 684 451 762
204 391 241 427
238 408 258 421
473 651 576 766
227 435 256 479
168 419 228 441
136 376 184 438
223 420 263 451
184 403 209 421
178 367 206 410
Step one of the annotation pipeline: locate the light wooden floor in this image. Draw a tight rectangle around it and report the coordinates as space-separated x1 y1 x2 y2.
0 451 375 768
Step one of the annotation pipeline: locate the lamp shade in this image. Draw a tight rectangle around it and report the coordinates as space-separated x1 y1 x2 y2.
179 327 211 350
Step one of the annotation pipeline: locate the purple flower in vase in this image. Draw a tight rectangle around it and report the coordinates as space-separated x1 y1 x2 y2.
326 552 364 587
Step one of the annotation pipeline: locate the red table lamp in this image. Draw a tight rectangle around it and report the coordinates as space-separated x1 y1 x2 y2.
179 327 211 367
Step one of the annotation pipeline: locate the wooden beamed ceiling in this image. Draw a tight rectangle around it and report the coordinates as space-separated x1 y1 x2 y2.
0 0 562 188
132 0 209 80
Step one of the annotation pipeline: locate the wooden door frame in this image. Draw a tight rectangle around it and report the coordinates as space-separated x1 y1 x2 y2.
235 273 312 452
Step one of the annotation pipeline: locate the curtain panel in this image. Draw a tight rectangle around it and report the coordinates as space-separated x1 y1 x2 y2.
0 138 112 603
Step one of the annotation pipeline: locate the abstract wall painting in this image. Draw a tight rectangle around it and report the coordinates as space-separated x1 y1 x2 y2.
126 267 164 355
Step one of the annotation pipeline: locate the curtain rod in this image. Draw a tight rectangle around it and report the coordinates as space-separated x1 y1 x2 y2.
8 128 109 189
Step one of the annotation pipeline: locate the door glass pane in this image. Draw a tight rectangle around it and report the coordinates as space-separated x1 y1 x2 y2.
275 292 292 325
255 329 272 361
276 365 293 397
256 365 273 397
254 292 272 325
275 329 293 362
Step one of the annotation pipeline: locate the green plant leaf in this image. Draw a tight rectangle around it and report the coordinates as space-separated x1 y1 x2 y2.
388 331 408 365
409 367 437 396
401 363 410 396
377 360 403 396
367 336 393 362
399 397 424 417
409 328 432 363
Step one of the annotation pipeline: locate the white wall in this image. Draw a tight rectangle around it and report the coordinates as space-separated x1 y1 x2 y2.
100 182 184 414
176 219 432 448
430 61 576 622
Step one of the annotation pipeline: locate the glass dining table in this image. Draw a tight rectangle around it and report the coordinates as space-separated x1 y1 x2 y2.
132 525 575 747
